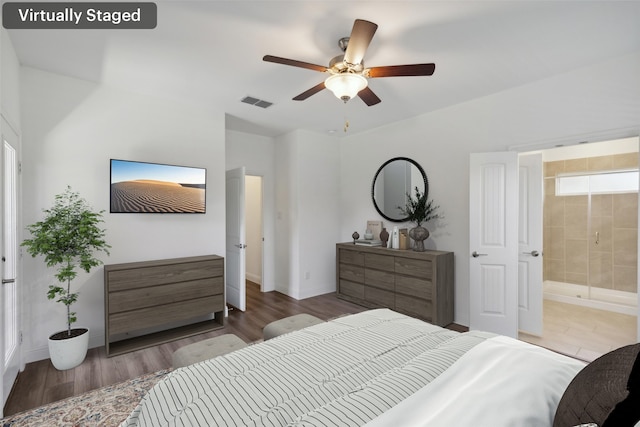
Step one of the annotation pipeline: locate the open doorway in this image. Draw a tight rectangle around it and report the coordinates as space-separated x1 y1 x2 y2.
225 169 265 314
245 175 263 296
243 175 264 312
519 137 638 361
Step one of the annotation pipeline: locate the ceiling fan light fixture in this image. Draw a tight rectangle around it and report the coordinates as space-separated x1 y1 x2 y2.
324 73 367 103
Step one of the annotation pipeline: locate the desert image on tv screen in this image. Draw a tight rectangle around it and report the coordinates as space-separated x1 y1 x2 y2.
110 159 206 213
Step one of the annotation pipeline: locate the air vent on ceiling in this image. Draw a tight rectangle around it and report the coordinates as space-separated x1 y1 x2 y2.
241 96 273 109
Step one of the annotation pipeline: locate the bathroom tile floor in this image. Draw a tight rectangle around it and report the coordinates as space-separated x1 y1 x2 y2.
519 299 637 362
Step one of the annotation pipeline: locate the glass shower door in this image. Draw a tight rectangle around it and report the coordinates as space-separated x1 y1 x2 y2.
558 170 639 307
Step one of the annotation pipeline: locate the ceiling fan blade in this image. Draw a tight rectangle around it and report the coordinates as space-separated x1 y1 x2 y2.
358 86 381 106
367 63 436 78
293 82 326 101
343 19 378 66
263 55 328 73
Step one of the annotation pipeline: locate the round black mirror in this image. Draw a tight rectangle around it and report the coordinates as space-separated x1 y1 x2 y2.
371 157 429 222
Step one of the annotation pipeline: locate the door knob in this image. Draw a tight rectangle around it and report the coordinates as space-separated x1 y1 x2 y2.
471 251 488 258
235 244 247 249
522 250 540 257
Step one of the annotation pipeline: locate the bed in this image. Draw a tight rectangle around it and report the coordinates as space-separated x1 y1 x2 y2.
121 309 586 427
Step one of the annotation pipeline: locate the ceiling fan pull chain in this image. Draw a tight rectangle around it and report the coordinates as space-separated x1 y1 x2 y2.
343 101 350 132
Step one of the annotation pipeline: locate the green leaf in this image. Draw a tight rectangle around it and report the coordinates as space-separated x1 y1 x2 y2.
397 186 443 227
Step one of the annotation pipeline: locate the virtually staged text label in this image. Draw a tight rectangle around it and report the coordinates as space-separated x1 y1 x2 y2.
2 2 157 29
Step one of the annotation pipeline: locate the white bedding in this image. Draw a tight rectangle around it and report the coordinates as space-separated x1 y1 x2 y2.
121 309 585 427
365 335 586 427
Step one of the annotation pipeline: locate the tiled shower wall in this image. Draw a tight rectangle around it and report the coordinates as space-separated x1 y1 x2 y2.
543 153 638 293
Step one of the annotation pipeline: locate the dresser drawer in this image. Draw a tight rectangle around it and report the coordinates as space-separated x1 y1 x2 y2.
365 268 394 291
109 277 223 314
109 294 224 335
395 275 432 300
395 294 433 321
339 279 365 300
107 259 223 292
395 257 432 278
339 263 364 283
365 253 395 272
339 248 365 266
365 286 395 308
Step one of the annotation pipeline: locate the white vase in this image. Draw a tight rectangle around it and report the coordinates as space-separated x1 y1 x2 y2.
391 226 399 249
48 327 89 370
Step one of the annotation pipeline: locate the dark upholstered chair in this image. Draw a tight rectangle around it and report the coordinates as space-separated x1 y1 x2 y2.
554 343 640 427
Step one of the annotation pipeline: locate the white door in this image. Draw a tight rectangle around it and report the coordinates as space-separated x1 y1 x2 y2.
225 167 246 311
2 122 20 415
469 152 519 338
517 153 543 335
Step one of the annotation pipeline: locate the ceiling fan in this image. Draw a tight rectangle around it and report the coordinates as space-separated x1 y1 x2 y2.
263 19 435 106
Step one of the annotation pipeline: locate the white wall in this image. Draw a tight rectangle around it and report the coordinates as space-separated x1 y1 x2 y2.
20 67 226 362
275 130 341 299
340 52 640 326
1 28 21 130
296 131 341 299
225 129 275 291
275 132 296 296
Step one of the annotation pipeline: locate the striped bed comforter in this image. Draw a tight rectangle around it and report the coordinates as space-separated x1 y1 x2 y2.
121 309 495 426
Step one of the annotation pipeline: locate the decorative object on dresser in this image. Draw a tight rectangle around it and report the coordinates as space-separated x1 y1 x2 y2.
335 242 454 326
21 186 111 370
104 255 225 356
366 220 383 240
351 231 360 243
398 186 442 252
379 227 389 247
399 228 409 249
355 239 382 247
391 226 399 249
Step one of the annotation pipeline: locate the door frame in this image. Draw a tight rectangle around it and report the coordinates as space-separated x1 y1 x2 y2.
1 116 21 415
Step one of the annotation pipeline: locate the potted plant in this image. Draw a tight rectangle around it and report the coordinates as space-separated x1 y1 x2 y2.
22 186 110 370
398 186 442 252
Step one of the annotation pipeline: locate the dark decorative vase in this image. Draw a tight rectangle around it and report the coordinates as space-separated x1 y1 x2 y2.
379 227 389 248
409 226 430 252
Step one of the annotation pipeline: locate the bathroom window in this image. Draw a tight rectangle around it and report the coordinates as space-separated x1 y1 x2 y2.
556 169 639 196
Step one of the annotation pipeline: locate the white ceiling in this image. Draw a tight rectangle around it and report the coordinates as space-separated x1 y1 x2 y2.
6 1 640 137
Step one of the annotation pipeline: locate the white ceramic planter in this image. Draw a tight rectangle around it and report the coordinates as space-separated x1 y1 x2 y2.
48 327 89 370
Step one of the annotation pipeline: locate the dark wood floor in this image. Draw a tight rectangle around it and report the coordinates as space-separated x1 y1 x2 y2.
3 282 367 417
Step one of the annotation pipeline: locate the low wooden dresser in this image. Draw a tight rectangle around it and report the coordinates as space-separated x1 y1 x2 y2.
104 255 225 356
336 243 454 326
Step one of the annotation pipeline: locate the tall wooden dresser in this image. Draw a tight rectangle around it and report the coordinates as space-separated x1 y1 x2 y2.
336 243 454 326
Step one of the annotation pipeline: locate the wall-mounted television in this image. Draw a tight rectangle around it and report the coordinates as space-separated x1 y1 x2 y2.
110 159 206 213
